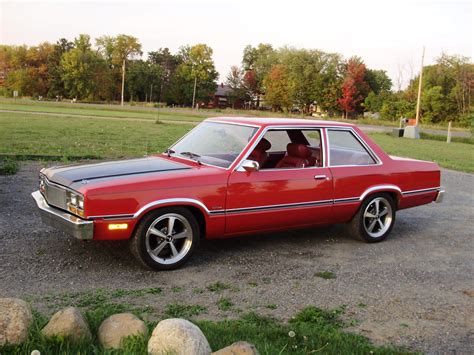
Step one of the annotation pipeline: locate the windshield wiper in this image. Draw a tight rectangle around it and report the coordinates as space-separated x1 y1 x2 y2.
179 151 202 164
164 148 175 157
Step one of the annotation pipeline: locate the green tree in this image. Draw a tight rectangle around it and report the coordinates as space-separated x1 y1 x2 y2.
169 44 218 106
60 34 106 100
148 48 181 102
47 38 74 98
421 86 445 123
225 65 249 108
263 64 291 111
127 60 163 102
364 69 392 94
242 43 276 106
96 34 142 105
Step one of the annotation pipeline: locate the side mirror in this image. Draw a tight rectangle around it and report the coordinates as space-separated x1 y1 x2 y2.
238 159 260 172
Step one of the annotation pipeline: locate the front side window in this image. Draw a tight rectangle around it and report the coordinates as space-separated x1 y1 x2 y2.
171 122 257 168
327 130 376 166
248 129 323 169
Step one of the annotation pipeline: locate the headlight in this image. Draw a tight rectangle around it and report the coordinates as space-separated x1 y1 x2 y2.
39 175 46 194
67 191 85 217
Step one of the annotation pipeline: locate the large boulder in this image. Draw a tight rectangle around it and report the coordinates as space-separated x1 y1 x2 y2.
0 298 33 345
148 318 211 355
98 313 147 349
41 307 91 342
212 341 259 355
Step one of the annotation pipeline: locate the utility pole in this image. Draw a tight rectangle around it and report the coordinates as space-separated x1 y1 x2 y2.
415 47 425 126
192 76 197 109
150 83 153 103
121 59 126 106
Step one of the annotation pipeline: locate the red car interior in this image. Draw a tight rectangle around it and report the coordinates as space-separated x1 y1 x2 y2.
248 138 272 167
275 143 312 169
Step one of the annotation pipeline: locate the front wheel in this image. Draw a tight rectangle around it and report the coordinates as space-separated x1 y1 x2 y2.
130 207 200 270
348 193 396 243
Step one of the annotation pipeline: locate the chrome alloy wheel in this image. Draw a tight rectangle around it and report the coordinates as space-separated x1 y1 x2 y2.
145 213 193 265
363 197 393 239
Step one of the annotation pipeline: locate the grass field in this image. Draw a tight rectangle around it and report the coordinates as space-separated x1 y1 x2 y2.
0 112 191 159
369 133 474 173
1 98 470 132
0 289 406 354
1 110 473 172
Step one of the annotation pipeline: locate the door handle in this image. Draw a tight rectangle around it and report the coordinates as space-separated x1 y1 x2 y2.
314 175 329 180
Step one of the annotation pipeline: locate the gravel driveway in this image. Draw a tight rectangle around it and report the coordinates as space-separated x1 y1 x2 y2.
0 162 473 354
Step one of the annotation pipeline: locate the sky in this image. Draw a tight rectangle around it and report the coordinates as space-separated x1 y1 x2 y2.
1 0 472 88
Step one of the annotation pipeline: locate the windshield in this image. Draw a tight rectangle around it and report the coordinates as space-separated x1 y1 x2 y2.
170 122 258 168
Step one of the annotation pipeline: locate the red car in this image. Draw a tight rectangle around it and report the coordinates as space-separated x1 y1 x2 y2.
32 117 444 270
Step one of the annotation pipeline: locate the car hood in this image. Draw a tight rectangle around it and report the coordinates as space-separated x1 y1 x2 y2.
42 157 191 188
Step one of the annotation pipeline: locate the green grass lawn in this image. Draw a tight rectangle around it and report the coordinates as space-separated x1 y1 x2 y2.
0 102 206 122
0 288 407 355
2 98 470 133
0 112 192 159
368 133 474 173
1 111 472 172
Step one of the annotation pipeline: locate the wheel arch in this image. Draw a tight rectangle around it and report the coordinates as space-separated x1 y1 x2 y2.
359 185 402 208
132 199 209 238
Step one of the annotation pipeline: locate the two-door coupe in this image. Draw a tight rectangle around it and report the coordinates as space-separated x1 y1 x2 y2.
32 117 444 270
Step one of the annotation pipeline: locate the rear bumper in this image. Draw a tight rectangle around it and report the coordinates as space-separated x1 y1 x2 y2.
32 190 93 240
435 189 445 203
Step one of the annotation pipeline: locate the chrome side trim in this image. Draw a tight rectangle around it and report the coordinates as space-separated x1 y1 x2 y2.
225 199 333 214
401 187 441 196
32 190 93 240
333 197 359 204
86 185 444 220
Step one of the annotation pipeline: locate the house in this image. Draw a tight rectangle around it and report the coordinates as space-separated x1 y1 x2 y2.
207 83 244 109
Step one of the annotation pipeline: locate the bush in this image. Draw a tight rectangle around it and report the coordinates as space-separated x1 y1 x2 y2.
0 158 19 175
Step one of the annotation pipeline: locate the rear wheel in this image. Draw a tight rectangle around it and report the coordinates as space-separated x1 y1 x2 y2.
130 207 199 270
348 193 396 243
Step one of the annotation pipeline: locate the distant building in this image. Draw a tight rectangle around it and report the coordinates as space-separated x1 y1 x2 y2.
207 83 244 109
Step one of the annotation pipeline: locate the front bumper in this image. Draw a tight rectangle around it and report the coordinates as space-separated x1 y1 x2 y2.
32 190 93 240
435 189 445 203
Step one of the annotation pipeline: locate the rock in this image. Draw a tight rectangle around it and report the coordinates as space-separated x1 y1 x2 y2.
212 341 259 355
148 318 211 355
0 298 33 345
41 307 91 342
98 313 147 349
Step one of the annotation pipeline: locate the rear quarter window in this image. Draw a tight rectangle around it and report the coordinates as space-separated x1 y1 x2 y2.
328 130 376 166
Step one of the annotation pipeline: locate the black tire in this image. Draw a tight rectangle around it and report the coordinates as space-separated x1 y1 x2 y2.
347 193 396 243
130 207 200 270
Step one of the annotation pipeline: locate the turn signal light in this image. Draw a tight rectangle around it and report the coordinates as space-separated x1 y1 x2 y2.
108 223 128 230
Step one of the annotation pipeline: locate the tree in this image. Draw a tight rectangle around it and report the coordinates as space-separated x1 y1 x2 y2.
47 38 74 98
96 34 142 105
60 34 106 100
263 64 291 111
364 69 392 94
148 48 181 102
421 86 445 123
225 65 249 108
127 60 163 102
338 57 369 117
168 44 218 106
242 43 276 107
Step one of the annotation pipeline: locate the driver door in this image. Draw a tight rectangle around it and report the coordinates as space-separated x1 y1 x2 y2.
224 128 334 235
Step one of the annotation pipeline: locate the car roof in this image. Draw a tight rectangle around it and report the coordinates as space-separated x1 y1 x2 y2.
206 116 354 128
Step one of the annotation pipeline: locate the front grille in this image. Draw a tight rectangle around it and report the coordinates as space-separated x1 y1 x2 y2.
41 177 68 210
